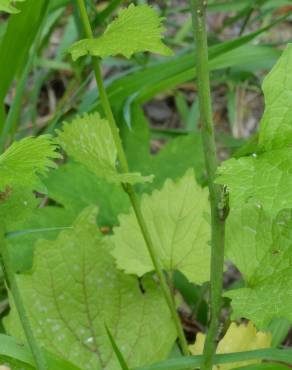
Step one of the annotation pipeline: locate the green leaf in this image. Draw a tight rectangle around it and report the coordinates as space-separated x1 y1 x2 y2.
122 105 205 193
0 0 24 14
217 46 292 328
0 188 39 232
5 207 176 370
217 46 292 215
268 317 291 348
225 203 292 328
69 4 172 60
44 161 130 227
259 44 292 151
0 135 60 192
111 169 210 283
217 148 292 216
104 325 130 370
7 206 74 272
134 348 292 370
236 364 291 370
0 334 82 370
0 0 49 111
0 135 60 231
57 112 153 185
148 133 206 189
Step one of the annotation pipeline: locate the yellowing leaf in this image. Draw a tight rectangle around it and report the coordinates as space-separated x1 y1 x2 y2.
5 207 176 370
57 112 153 185
111 169 211 283
0 0 24 13
190 322 272 370
69 4 172 60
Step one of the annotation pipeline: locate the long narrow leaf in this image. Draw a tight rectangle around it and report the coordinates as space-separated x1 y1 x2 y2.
5 227 73 239
134 349 292 370
236 364 291 370
105 324 130 370
79 14 286 116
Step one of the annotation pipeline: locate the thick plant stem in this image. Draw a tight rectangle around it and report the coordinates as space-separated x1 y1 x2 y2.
75 0 189 356
189 1 228 369
0 233 48 370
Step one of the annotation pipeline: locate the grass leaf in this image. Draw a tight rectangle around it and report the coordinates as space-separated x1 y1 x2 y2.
104 324 130 370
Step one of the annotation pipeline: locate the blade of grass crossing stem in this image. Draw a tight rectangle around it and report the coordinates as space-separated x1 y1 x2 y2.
0 232 48 370
236 364 291 370
105 324 130 370
134 348 292 370
75 0 189 356
189 1 228 370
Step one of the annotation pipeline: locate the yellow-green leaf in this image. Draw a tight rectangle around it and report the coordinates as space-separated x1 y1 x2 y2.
0 0 24 13
57 112 153 185
0 135 60 192
69 4 172 61
111 169 210 283
5 207 176 370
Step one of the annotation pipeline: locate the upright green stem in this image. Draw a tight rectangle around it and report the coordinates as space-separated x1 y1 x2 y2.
75 0 189 356
189 1 228 369
0 233 48 370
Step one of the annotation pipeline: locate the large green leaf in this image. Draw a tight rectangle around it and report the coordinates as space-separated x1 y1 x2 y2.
217 45 292 328
5 207 176 370
123 106 205 192
217 148 292 215
7 206 74 272
0 334 82 370
57 112 153 185
258 44 292 151
0 0 24 13
0 188 39 232
111 169 210 283
225 204 292 328
45 161 130 227
69 4 172 60
148 133 205 190
217 46 292 216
